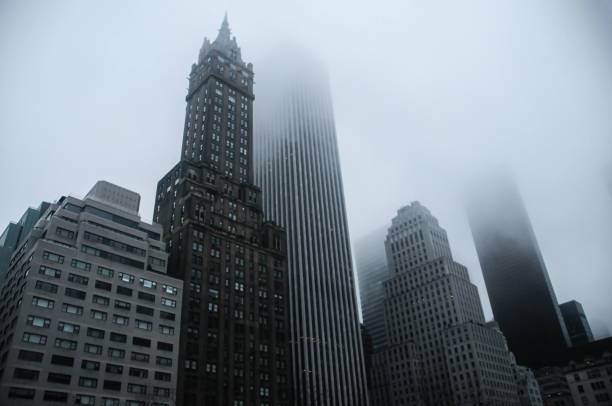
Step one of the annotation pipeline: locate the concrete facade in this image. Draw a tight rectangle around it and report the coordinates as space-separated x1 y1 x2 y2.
0 182 182 406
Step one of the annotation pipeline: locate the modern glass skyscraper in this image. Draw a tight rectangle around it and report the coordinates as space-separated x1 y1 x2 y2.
467 175 570 367
254 49 369 406
153 17 290 406
560 300 594 347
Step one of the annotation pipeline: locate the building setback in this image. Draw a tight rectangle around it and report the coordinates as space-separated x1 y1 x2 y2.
0 181 182 406
254 47 369 406
153 16 289 406
378 202 521 405
0 201 50 280
467 174 569 367
560 300 594 347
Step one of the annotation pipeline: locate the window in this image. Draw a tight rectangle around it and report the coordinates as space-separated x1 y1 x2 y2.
51 355 74 367
84 343 102 355
47 372 71 384
157 343 172 354
107 347 125 359
39 265 61 278
35 280 58 294
97 266 114 278
110 332 127 343
27 315 51 328
71 259 91 272
155 371 171 381
18 349 44 362
113 314 129 326
93 295 110 306
55 338 77 350
90 309 108 321
58 321 80 335
105 364 123 375
114 299 131 311
13 368 40 381
154 387 171 397
129 367 149 378
22 332 47 345
62 303 83 315
95 280 112 291
87 327 105 339
102 398 120 406
131 352 150 363
117 285 133 296
44 391 68 402
161 297 176 307
156 356 172 367
138 291 155 303
75 394 96 405
135 319 152 331
140 278 157 289
136 305 154 316
160 311 175 321
43 251 64 264
65 287 86 300
81 359 100 371
160 325 175 335
118 272 135 283
128 383 147 394
79 377 98 388
133 336 151 347
162 284 178 295
68 273 89 285
8 387 36 399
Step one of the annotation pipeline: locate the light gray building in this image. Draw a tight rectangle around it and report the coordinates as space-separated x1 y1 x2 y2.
0 181 182 406
254 48 369 406
513 362 544 406
378 202 521 405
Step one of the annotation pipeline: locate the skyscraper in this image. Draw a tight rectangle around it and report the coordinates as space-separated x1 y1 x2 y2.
355 226 389 352
153 16 290 406
560 300 594 347
467 175 570 367
378 202 520 405
254 48 369 406
0 201 50 279
0 181 182 405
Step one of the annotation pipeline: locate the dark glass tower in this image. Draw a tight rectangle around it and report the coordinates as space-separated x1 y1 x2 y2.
254 48 369 406
467 175 569 367
153 16 290 406
560 300 594 347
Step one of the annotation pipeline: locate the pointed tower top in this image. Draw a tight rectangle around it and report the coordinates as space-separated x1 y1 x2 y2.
217 12 231 42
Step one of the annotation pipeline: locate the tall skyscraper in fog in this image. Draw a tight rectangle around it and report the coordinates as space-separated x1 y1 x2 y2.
153 17 289 406
467 175 569 367
255 49 369 406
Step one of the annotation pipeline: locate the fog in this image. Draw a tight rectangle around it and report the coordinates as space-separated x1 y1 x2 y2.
1 0 611 335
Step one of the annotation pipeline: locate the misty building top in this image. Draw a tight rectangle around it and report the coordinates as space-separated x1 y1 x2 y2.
196 13 250 71
85 180 141 215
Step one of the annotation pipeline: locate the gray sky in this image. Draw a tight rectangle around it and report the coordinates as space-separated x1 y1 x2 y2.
2 0 611 336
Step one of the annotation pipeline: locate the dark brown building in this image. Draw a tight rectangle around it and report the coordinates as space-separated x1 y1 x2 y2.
153 15 289 406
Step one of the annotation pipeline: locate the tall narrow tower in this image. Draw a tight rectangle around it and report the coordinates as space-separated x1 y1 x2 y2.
467 175 569 367
254 49 369 406
153 17 290 406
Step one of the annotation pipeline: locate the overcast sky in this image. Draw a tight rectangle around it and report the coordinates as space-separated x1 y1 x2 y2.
2 0 611 336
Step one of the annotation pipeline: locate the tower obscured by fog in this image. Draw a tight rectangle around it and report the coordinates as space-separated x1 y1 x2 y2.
467 174 570 367
376 202 520 405
254 48 369 406
355 226 389 352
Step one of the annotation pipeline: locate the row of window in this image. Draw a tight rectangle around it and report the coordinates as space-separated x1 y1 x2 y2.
21 332 173 365
8 386 171 405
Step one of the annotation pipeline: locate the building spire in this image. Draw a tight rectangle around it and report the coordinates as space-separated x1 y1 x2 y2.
217 12 231 43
